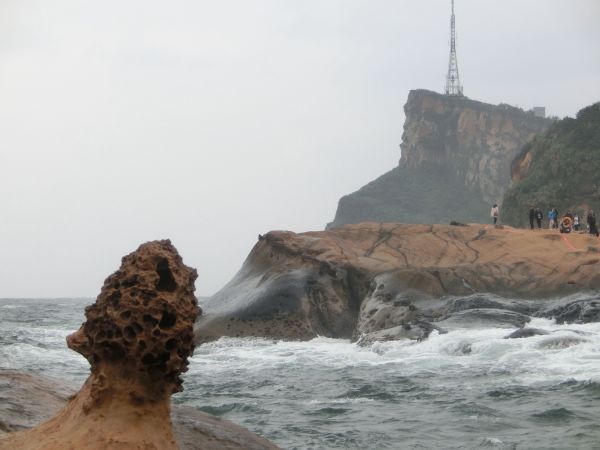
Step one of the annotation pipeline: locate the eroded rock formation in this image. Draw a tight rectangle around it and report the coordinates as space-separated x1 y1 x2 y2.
328 90 553 228
0 240 201 450
196 223 600 344
0 370 279 450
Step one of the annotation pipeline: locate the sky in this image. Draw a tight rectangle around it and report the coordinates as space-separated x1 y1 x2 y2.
1 0 599 298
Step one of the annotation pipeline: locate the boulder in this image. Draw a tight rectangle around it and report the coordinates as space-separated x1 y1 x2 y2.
504 328 550 339
536 297 600 324
356 321 440 347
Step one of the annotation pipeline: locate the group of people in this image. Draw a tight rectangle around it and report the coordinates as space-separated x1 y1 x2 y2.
527 206 599 236
488 204 599 236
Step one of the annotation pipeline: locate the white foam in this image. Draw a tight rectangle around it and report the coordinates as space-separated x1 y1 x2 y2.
189 319 600 387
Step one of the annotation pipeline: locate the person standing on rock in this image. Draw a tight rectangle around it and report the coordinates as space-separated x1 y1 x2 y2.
529 207 535 230
535 208 543 229
548 209 554 229
491 204 499 225
574 213 581 231
587 210 599 236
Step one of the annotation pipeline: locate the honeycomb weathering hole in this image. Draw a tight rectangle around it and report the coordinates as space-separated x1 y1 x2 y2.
159 311 176 329
156 258 177 292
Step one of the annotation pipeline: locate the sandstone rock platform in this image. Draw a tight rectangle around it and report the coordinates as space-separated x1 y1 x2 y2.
196 223 600 343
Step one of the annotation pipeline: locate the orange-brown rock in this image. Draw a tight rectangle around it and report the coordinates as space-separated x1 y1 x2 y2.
0 240 200 450
196 223 600 343
0 370 279 450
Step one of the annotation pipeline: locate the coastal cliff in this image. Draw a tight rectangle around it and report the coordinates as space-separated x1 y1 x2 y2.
502 102 600 227
196 223 600 344
328 90 553 228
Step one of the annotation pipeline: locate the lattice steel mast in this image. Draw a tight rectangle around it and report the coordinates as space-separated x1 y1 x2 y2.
444 0 463 96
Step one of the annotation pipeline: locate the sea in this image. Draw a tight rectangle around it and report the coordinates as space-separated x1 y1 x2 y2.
1 296 600 450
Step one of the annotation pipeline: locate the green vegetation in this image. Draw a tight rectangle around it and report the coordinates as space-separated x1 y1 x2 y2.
501 102 600 227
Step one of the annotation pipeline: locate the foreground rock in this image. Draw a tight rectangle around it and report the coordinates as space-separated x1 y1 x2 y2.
0 240 278 450
196 223 600 343
0 370 277 450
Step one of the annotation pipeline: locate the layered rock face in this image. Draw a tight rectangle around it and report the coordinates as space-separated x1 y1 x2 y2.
328 90 553 228
502 102 600 227
0 240 201 450
196 223 600 344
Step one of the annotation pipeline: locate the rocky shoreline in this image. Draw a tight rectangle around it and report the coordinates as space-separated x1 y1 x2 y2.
196 222 600 344
0 370 278 450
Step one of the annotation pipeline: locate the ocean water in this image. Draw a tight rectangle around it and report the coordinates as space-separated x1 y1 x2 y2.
1 297 600 450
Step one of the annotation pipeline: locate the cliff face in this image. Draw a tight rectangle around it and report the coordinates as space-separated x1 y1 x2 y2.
328 90 553 228
502 102 600 227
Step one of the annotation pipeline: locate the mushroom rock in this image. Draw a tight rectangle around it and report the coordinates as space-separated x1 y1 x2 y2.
0 240 200 450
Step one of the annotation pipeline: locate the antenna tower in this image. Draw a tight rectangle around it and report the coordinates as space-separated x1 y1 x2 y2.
444 0 463 96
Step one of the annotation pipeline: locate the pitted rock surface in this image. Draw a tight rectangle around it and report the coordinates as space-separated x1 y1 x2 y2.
69 239 199 396
0 240 205 450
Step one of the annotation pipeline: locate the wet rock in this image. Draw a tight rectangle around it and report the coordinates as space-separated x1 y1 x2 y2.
0 370 73 434
504 328 550 339
435 308 531 329
0 370 279 450
441 294 538 316
353 273 430 338
356 321 440 346
536 297 600 324
195 232 367 343
537 336 589 349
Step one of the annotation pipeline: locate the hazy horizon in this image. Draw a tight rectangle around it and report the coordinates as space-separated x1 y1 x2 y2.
1 0 599 298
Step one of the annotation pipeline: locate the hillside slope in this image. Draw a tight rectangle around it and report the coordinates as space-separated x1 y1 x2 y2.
502 102 600 227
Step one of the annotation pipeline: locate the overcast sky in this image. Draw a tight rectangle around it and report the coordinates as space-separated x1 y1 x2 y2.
1 0 599 298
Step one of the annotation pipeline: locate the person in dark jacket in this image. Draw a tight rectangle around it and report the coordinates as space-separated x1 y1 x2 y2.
529 207 535 230
535 208 543 229
588 210 599 237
